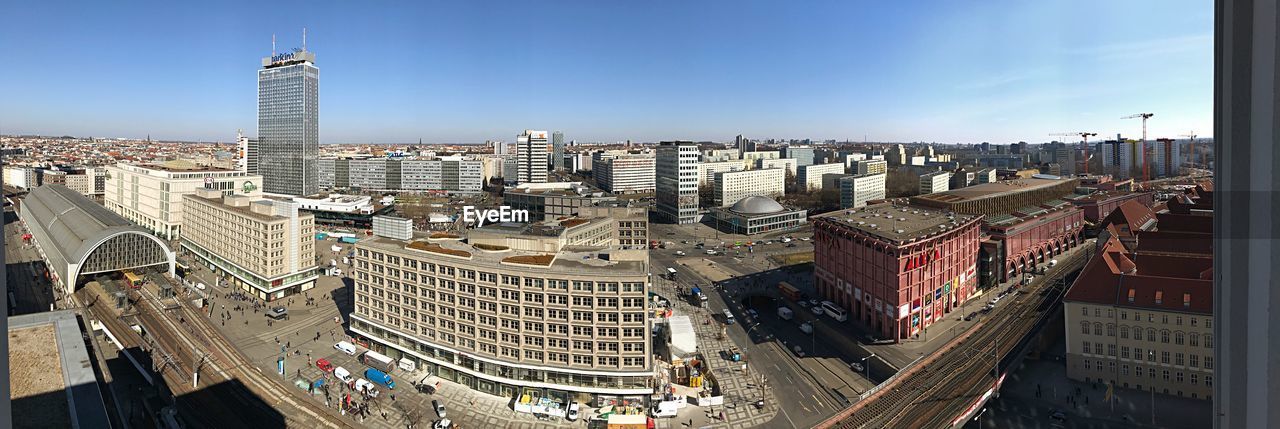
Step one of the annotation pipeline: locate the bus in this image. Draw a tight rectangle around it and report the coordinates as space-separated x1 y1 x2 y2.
722 309 736 325
123 271 144 289
820 301 848 322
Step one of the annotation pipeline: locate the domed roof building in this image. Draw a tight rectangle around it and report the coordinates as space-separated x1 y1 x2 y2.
728 195 786 215
709 195 807 236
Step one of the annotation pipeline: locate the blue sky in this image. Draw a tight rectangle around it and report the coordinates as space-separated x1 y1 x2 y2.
0 1 1211 144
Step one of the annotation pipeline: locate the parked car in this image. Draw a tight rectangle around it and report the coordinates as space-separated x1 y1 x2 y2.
433 418 453 429
433 399 447 418
316 358 333 372
850 362 864 372
964 312 978 321
811 306 825 316
808 299 820 307
566 402 581 421
797 300 811 308
799 322 813 334
792 345 806 357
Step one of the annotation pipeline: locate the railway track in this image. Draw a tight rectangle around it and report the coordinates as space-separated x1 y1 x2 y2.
75 281 350 429
821 247 1088 428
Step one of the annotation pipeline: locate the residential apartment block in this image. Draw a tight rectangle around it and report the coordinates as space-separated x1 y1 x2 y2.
713 168 785 207
593 155 655 194
796 162 845 191
839 173 886 209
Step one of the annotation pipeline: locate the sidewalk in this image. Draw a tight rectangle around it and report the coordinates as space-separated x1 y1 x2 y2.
992 352 1211 429
652 273 779 429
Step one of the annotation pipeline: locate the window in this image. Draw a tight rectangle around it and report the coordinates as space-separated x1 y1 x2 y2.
1190 318 1198 327
1176 372 1184 383
1204 356 1213 369
1154 291 1163 304
1122 364 1129 376
1149 368 1156 379
1190 333 1199 347
1175 332 1184 345
1205 335 1213 349
1176 316 1183 326
1082 306 1088 316
1094 308 1101 317
1083 359 1091 370
1133 329 1142 341
1206 376 1213 387
1107 344 1117 357
1081 322 1090 334
1121 311 1128 320
1161 330 1171 343
1162 370 1170 381
1189 355 1199 368
1082 342 1091 354
1107 324 1116 337
1175 353 1184 366
1121 346 1130 359
1094 323 1103 335
1120 327 1129 339
1191 374 1199 385
1161 351 1170 364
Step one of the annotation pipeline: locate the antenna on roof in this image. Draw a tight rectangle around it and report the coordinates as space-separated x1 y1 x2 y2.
272 34 276 56
302 27 307 51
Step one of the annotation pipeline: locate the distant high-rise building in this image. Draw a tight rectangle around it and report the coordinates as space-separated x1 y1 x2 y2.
257 38 319 196
783 145 817 166
491 140 509 155
552 131 565 171
656 141 700 224
516 130 549 184
237 129 258 174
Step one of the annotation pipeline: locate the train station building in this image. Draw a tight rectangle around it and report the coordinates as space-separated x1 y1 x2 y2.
18 184 175 294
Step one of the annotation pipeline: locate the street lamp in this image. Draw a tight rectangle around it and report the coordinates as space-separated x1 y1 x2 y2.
858 353 876 381
973 407 988 429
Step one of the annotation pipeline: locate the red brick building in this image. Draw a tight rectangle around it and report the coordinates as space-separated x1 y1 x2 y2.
813 203 982 342
981 200 1086 283
1068 191 1155 224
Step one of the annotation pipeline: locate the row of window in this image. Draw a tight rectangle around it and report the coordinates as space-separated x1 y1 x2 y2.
1080 322 1213 348
1081 341 1213 369
1082 359 1212 387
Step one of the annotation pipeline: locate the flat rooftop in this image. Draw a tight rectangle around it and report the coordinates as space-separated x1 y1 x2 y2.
911 178 1069 204
186 193 291 222
814 203 979 243
360 235 647 275
138 162 233 172
9 310 111 429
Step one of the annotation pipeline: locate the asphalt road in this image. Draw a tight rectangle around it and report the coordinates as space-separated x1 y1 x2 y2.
649 222 868 428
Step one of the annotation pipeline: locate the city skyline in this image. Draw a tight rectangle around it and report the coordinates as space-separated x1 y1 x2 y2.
0 1 1210 144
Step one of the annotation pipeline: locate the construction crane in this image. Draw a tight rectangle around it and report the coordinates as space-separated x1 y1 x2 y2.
1180 132 1198 170
1050 132 1098 174
1122 113 1155 181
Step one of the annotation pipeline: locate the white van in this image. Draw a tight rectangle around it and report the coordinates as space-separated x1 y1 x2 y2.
650 401 679 418
334 366 353 383
398 357 417 372
820 301 848 322
334 341 358 356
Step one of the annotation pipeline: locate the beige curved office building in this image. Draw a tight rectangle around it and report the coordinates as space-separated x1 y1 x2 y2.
350 213 652 403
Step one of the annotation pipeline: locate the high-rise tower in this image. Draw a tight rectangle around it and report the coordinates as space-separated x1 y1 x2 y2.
257 31 319 196
516 130 548 184
552 131 565 171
